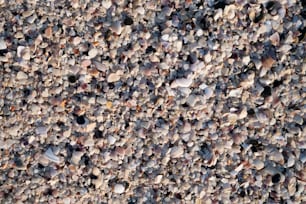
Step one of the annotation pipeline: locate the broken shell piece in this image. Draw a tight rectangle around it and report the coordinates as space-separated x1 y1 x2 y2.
262 56 275 69
107 72 121 82
113 184 125 194
270 32 280 46
170 146 184 158
44 148 60 163
17 46 31 60
224 5 236 20
171 78 193 88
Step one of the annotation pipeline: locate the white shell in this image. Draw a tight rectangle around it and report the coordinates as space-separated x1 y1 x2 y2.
171 78 193 88
170 146 184 158
113 184 125 194
44 148 60 163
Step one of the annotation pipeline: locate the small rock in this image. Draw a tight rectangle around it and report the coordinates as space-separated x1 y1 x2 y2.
44 148 60 163
81 59 91 68
71 151 83 165
262 56 275 69
16 71 28 80
170 146 184 158
111 21 122 35
252 159 265 170
154 175 163 184
0 39 7 50
88 48 98 59
107 73 121 82
102 0 112 9
113 184 125 194
35 126 48 135
171 78 193 88
107 136 116 145
17 46 31 60
7 126 20 136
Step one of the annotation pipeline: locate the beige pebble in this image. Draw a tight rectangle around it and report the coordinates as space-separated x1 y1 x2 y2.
16 71 28 80
170 146 184 158
88 48 98 59
107 72 121 82
252 159 265 170
113 184 125 194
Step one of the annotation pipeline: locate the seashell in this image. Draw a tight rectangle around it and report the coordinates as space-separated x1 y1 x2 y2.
171 78 193 88
35 126 48 135
107 72 121 82
262 56 275 69
170 146 184 158
270 32 280 46
44 148 60 163
269 150 284 164
0 38 7 50
287 177 296 196
71 151 84 165
113 184 125 194
252 159 265 170
224 4 236 20
17 46 31 60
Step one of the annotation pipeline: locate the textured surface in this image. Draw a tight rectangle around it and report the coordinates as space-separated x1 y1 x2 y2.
0 0 306 203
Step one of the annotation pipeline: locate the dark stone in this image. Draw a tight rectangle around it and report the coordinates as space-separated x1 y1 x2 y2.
272 173 281 183
93 129 103 139
212 0 228 9
123 16 134 25
145 46 156 54
272 79 282 88
197 16 210 30
76 115 86 125
261 86 272 98
68 75 77 83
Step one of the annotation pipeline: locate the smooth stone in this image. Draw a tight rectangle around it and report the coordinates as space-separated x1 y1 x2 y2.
0 39 7 50
113 184 125 194
171 78 193 88
16 71 28 80
107 73 120 82
88 48 98 59
44 148 60 163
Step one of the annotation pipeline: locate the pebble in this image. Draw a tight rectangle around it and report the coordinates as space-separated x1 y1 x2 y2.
252 159 265 170
171 78 193 88
102 0 112 9
35 126 48 135
107 72 121 82
88 48 98 59
113 184 125 194
111 21 122 35
44 148 60 163
16 71 28 80
0 38 6 50
71 151 84 165
170 146 184 158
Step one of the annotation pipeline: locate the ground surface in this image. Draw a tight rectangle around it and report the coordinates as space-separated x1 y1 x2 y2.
0 0 306 203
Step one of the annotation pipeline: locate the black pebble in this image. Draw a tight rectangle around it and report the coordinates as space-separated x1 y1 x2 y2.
213 0 227 9
301 9 306 19
272 79 282 88
23 88 31 97
198 16 210 30
266 1 280 16
94 129 103 139
146 46 156 54
76 115 86 125
261 86 272 98
68 75 77 83
123 16 134 25
253 4 265 23
272 173 281 183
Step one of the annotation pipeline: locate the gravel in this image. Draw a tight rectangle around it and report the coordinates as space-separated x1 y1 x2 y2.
0 0 305 203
